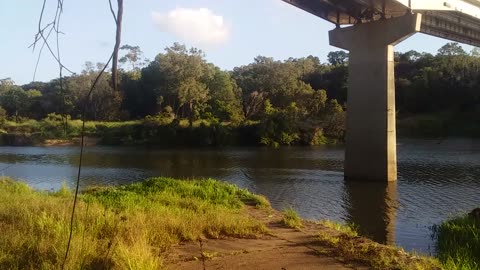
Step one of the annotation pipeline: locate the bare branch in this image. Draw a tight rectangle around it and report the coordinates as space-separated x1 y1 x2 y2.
31 0 75 77
62 53 114 270
111 0 123 91
108 0 117 23
33 26 55 81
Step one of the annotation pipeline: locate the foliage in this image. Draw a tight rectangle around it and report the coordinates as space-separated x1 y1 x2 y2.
0 106 6 127
0 85 29 122
0 177 268 269
437 42 467 56
259 100 301 147
327 51 349 65
433 214 480 270
119 44 147 71
1 41 479 142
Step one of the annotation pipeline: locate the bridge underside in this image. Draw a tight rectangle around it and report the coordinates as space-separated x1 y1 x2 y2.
284 0 480 47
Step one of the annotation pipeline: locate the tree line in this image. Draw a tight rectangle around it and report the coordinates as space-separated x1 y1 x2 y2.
0 42 479 146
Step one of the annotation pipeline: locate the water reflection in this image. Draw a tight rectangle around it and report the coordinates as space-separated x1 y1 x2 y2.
344 181 398 245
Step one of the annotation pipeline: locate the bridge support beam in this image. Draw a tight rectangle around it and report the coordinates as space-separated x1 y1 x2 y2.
329 14 422 181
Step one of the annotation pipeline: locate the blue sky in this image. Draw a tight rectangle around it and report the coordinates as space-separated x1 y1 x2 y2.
0 0 473 85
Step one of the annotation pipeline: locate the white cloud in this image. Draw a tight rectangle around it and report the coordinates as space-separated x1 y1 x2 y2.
152 8 230 46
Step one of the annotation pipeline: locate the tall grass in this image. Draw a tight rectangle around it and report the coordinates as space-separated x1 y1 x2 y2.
0 177 268 270
434 215 480 270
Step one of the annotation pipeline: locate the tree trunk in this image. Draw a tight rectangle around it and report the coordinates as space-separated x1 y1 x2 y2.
111 0 123 92
189 102 194 128
63 115 68 138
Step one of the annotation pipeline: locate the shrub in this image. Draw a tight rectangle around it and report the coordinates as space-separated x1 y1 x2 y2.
40 113 69 138
259 101 300 147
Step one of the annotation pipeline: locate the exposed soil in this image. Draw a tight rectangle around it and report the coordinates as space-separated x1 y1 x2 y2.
41 137 99 146
165 206 369 270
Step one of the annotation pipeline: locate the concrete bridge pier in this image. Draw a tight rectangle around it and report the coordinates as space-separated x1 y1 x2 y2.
329 14 422 182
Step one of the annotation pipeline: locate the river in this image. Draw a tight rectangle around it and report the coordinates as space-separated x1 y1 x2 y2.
0 138 479 255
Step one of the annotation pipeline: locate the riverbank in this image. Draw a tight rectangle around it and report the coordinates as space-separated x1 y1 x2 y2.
41 137 100 146
0 177 443 270
2 113 479 147
0 117 343 147
397 112 480 138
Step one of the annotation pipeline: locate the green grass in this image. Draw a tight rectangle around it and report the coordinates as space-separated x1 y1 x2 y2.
434 214 480 270
316 220 442 270
0 177 268 270
282 207 302 229
317 220 358 237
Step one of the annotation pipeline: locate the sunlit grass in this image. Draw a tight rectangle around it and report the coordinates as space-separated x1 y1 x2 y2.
316 220 442 270
0 177 268 269
317 220 358 237
282 207 302 229
434 214 480 270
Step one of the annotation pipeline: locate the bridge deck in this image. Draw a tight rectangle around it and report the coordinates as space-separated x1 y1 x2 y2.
283 0 480 47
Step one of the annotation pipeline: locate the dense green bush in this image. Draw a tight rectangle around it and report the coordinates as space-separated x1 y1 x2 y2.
39 113 68 138
259 101 301 147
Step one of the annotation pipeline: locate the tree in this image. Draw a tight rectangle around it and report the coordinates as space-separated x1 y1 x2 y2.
0 106 6 127
324 99 345 138
471 47 480 57
0 86 28 122
178 78 209 126
24 89 43 118
207 67 243 122
259 100 301 147
327 51 349 65
399 50 422 62
308 89 328 117
232 56 315 119
437 42 467 56
142 43 212 125
0 78 14 89
68 65 122 121
119 45 147 71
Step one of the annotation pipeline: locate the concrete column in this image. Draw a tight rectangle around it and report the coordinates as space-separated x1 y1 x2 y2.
345 181 398 244
329 14 422 182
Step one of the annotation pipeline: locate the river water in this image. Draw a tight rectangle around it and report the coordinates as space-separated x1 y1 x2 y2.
0 139 479 255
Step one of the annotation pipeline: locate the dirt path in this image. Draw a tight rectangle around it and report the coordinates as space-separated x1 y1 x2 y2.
165 207 369 270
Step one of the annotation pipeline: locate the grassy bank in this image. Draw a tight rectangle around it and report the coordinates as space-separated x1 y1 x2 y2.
3 113 479 147
0 177 268 269
434 214 480 270
316 220 442 270
0 113 343 147
0 118 260 147
0 177 454 270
